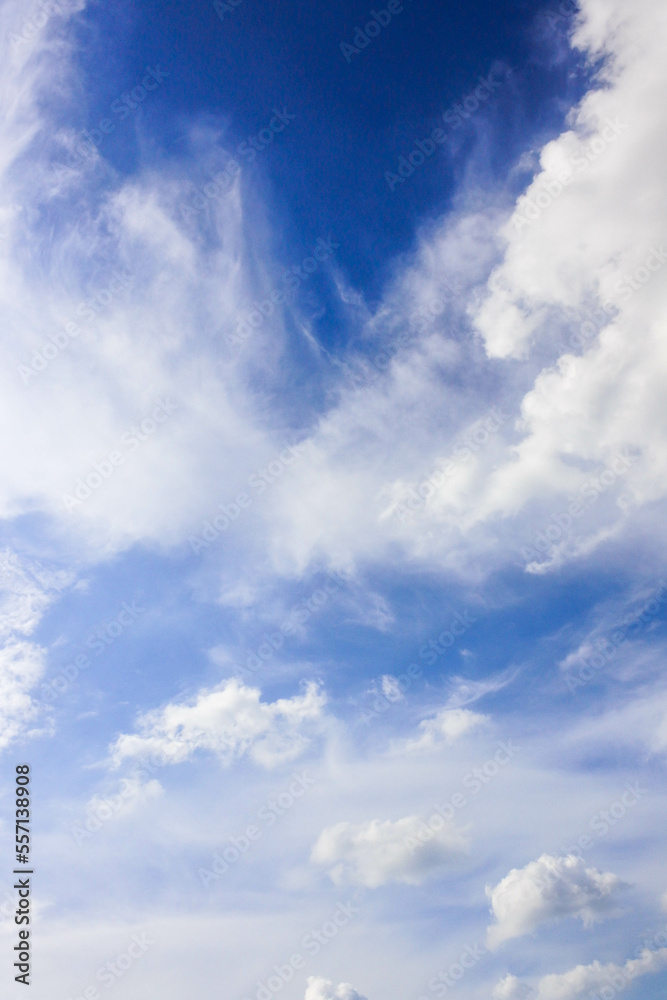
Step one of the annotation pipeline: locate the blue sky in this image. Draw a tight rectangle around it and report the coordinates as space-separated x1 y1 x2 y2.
1 0 667 999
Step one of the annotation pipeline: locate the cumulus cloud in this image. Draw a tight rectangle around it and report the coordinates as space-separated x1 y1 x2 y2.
250 0 667 581
486 854 627 948
310 815 468 887
398 671 505 753
304 977 367 1000
406 707 488 751
511 947 667 1000
493 975 530 1000
110 679 326 769
465 0 667 557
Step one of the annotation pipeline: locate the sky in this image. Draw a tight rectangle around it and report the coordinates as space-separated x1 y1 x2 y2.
0 0 667 998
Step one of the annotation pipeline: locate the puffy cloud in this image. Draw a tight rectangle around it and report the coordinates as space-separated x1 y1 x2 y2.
110 679 326 769
310 815 468 887
406 707 488 751
398 671 505 753
463 0 667 555
304 977 367 1000
475 0 667 360
486 854 627 948
493 975 528 1000
528 947 667 999
251 0 667 581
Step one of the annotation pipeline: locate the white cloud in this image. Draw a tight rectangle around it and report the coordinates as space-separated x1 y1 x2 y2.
528 946 667 1000
110 679 326 769
493 975 525 1000
562 680 667 758
86 775 164 824
304 977 368 1000
493 949 667 1000
0 0 664 593
444 670 518 708
310 815 468 887
0 550 69 638
381 675 405 702
0 549 69 749
0 0 296 564
486 854 627 948
463 0 667 551
346 592 395 633
406 708 488 752
0 640 46 750
397 671 509 754
243 0 667 582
